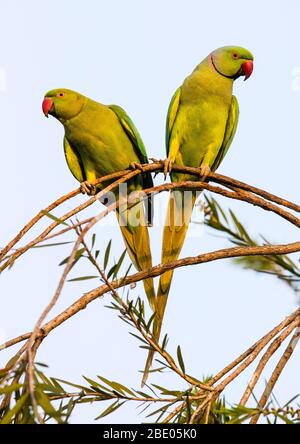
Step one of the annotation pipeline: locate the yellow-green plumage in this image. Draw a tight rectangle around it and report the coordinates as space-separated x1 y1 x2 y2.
44 89 156 306
142 46 253 385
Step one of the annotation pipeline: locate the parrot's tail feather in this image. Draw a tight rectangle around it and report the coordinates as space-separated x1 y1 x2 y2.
117 201 156 308
142 315 163 387
159 190 196 298
142 349 155 387
142 191 197 385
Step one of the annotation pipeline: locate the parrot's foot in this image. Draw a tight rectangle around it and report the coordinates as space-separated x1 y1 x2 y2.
198 165 211 180
149 157 160 163
130 162 144 172
80 181 97 196
163 158 174 179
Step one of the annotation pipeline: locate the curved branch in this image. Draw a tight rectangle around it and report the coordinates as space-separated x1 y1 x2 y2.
2 240 300 353
2 172 300 273
1 161 300 268
0 170 142 272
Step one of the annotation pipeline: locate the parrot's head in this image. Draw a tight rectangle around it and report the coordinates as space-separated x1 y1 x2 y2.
42 88 87 121
210 46 254 81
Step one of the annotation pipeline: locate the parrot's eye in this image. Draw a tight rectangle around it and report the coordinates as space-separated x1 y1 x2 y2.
57 92 65 98
232 53 239 59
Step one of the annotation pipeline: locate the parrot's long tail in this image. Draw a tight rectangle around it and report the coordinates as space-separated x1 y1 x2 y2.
142 190 196 385
116 200 156 308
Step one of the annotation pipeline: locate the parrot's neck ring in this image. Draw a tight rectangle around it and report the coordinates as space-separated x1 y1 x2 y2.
210 55 238 80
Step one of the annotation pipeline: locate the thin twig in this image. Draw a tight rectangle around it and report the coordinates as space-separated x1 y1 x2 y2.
209 308 300 386
239 322 299 406
188 316 300 424
250 325 300 424
162 402 186 423
212 318 300 396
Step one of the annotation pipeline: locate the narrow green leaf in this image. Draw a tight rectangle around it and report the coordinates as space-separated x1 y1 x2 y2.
55 378 89 391
146 312 156 333
162 334 169 350
83 376 103 389
113 249 127 278
0 383 23 394
229 210 252 243
36 388 63 422
41 210 69 226
146 401 177 419
97 376 135 397
104 240 112 270
95 400 125 419
59 248 85 267
77 397 100 404
0 393 29 424
95 377 124 395
32 241 74 249
68 275 98 282
49 378 65 393
107 264 117 280
4 354 20 371
91 233 96 249
129 332 149 345
35 362 49 368
177 345 185 374
276 413 294 424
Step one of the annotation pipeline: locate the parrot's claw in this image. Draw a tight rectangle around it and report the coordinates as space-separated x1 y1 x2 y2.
130 162 144 172
80 181 97 196
198 165 211 180
149 157 159 163
163 158 174 179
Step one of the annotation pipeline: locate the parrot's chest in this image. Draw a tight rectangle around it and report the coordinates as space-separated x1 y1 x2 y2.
179 97 230 166
64 122 137 178
66 130 107 174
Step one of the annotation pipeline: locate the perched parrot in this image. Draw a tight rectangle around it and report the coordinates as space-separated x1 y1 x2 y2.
142 46 254 385
42 89 156 306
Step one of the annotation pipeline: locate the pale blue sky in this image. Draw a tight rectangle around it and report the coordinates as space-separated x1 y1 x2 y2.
1 0 300 423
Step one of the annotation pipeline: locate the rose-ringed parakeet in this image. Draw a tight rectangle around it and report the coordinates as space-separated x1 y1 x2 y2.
42 89 156 306
142 46 254 385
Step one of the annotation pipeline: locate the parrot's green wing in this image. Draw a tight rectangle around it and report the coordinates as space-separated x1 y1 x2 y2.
109 105 149 164
109 104 154 224
166 87 181 154
64 136 85 183
212 95 239 171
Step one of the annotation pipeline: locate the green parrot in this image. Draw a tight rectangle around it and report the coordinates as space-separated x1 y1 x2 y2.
142 46 254 385
42 89 156 306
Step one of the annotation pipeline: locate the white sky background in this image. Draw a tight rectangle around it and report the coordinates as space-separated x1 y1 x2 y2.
1 0 300 423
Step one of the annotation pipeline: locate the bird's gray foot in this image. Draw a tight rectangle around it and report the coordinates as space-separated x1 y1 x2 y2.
163 158 174 179
198 165 211 180
80 181 97 196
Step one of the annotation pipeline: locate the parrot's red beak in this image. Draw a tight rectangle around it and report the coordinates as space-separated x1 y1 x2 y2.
241 60 254 81
42 97 54 117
